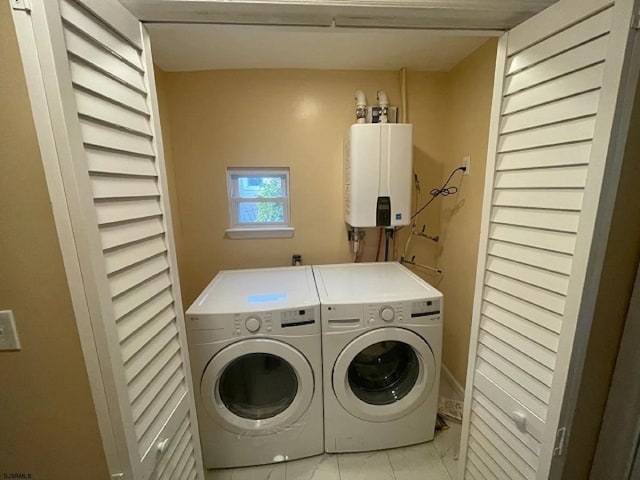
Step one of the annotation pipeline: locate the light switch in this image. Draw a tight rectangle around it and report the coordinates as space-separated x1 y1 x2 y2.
0 310 21 351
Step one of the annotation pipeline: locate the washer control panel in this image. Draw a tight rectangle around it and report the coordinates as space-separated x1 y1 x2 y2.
281 308 315 328
411 299 441 319
234 312 272 336
366 303 405 324
245 316 261 333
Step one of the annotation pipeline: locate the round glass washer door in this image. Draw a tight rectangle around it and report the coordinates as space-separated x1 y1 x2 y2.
333 328 435 422
201 338 314 436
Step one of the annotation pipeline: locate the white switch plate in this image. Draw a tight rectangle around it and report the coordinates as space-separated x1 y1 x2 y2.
0 310 21 351
462 156 471 176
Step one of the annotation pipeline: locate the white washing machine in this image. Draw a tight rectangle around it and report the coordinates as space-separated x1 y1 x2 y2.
313 262 443 453
185 266 324 469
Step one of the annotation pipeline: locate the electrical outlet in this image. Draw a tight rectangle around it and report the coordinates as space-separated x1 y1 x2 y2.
0 310 21 351
462 156 471 176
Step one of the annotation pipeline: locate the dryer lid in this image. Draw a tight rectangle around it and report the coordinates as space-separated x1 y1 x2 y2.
187 266 319 315
313 262 442 304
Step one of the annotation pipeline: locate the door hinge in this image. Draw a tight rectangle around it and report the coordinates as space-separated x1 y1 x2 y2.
111 474 124 480
633 8 640 29
553 427 568 457
10 0 31 12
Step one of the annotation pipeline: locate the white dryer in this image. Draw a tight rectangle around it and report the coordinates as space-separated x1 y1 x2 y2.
313 262 442 453
185 266 323 469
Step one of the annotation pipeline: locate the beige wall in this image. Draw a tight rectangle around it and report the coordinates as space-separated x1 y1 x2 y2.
155 66 185 286
437 39 497 385
0 3 109 479
160 69 417 306
158 43 496 386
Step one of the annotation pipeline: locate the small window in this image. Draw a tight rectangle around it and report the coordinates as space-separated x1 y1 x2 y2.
226 168 294 239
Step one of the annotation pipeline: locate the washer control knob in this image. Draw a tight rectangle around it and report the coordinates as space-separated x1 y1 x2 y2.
245 316 261 333
381 307 395 322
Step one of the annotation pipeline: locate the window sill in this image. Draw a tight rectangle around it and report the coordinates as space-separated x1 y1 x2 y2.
225 227 295 239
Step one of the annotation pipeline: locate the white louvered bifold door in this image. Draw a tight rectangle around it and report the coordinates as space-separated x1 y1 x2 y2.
460 0 640 479
23 1 204 479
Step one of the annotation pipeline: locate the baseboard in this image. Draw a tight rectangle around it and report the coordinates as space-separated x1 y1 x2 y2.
441 363 465 401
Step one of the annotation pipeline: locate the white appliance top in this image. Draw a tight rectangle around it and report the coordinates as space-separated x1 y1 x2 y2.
186 266 319 315
313 262 442 304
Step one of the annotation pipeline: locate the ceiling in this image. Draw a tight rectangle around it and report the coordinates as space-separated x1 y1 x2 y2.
122 0 557 30
148 25 491 72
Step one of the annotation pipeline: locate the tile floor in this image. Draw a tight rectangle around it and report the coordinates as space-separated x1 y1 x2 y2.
206 375 463 480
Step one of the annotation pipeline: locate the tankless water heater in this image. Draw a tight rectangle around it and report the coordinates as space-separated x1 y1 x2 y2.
344 123 413 228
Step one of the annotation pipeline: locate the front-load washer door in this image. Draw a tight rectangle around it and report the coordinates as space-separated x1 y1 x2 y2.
333 328 436 422
201 338 315 436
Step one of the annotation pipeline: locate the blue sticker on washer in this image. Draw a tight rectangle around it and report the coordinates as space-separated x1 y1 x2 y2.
247 293 288 303
396 213 402 220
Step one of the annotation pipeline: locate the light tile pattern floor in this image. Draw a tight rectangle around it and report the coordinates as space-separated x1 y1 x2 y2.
206 376 463 480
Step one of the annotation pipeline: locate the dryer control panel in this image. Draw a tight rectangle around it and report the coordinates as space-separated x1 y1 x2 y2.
187 304 320 342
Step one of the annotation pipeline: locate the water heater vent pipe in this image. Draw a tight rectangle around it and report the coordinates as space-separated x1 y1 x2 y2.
377 90 389 123
354 90 367 124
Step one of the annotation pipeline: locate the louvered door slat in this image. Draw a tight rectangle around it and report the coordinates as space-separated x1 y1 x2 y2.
69 60 149 114
483 286 563 333
170 444 195 480
74 88 151 135
461 1 638 478
472 414 536 479
125 328 178 384
119 300 175 357
159 426 191 479
63 28 145 92
467 449 496 480
474 391 542 455
103 236 167 274
112 271 172 319
484 291 564 338
59 0 142 70
469 436 514 480
86 148 157 177
480 317 557 369
477 345 551 403
477 358 548 419
486 256 569 295
500 91 600 134
496 142 591 171
80 119 154 157
100 217 166 250
493 188 584 211
502 64 604 114
506 7 613 75
92 176 159 199
485 272 566 315
489 224 576 254
466 459 485 480
490 208 580 234
478 332 554 387
155 414 190 478
494 165 589 189
96 199 162 225
498 118 596 153
504 35 608 95
109 254 170 297
136 379 186 454
487 240 573 276
474 370 545 441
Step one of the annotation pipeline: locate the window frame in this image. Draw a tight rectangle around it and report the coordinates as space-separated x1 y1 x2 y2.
225 167 294 239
